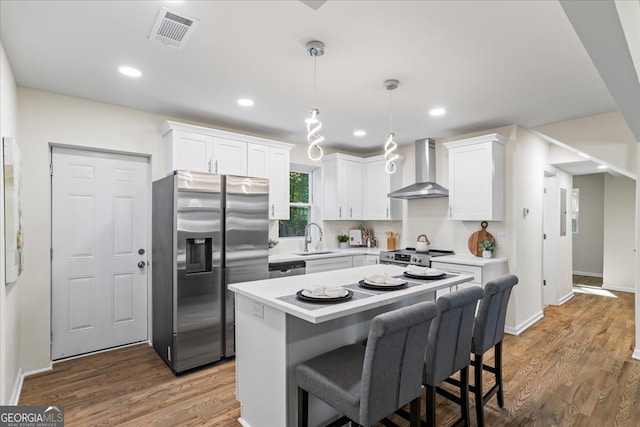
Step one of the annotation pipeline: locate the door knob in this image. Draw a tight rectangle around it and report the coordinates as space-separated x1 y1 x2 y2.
138 261 146 268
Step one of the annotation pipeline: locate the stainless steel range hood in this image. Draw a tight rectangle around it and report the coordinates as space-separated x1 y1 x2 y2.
387 138 448 199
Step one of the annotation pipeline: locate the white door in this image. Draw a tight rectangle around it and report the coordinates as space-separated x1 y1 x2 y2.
51 147 149 360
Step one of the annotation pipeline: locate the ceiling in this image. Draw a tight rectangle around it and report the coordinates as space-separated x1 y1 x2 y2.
0 0 625 157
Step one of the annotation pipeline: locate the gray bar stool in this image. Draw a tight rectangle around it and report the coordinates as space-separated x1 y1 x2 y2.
423 286 484 427
470 274 518 427
296 301 438 427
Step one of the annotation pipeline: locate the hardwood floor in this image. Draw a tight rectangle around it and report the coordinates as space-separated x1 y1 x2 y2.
21 283 638 426
572 274 604 287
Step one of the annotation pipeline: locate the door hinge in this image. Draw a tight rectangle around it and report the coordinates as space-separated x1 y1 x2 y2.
49 163 53 176
543 233 547 240
543 279 546 286
50 248 53 260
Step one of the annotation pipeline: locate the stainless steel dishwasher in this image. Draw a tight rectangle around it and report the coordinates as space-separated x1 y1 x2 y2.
268 260 306 278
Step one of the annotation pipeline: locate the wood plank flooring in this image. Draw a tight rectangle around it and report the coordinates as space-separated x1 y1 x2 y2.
20 281 638 426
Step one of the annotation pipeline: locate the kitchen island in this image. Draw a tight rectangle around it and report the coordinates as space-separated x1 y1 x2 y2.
229 264 473 427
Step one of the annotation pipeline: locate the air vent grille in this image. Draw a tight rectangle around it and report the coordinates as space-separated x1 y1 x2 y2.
149 7 199 49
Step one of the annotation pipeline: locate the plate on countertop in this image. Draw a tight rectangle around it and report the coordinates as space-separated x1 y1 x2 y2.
403 271 446 280
358 280 408 291
296 289 353 303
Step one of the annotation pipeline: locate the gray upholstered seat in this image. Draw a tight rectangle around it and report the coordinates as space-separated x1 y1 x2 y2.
423 286 484 427
296 301 438 427
470 274 518 427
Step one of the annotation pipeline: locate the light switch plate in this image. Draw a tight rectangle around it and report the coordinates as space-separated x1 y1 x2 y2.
497 232 508 242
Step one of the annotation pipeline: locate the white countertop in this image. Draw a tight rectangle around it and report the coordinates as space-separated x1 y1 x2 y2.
268 247 381 263
229 264 473 324
431 254 508 266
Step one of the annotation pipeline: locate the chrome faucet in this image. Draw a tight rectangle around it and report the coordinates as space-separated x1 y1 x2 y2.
304 222 324 252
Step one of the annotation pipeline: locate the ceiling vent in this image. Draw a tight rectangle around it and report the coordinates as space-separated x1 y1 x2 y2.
148 7 199 49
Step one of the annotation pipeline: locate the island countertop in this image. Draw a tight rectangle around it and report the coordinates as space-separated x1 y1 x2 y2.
228 264 473 324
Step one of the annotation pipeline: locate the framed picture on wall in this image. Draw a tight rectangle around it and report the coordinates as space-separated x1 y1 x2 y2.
3 136 23 284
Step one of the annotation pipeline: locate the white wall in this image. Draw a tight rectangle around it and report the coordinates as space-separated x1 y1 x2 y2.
0 42 21 405
603 174 636 291
573 174 605 276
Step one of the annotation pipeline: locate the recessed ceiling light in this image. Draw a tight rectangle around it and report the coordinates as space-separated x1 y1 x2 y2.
118 66 142 77
237 98 254 107
429 107 446 116
597 165 607 169
353 130 366 137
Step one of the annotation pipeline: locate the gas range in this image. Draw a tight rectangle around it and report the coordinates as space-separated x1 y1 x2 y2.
379 248 455 267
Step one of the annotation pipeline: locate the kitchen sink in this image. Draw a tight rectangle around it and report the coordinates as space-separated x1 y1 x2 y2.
296 251 336 256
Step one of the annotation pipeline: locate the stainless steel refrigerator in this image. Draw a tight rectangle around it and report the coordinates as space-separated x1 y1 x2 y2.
152 171 269 374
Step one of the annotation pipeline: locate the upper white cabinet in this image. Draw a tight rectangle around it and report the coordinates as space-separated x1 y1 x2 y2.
322 153 403 221
161 121 293 220
444 133 505 221
322 154 363 220
363 155 403 220
213 137 247 176
248 143 290 220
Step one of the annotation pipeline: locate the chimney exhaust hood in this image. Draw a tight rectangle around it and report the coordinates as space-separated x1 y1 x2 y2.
387 138 448 199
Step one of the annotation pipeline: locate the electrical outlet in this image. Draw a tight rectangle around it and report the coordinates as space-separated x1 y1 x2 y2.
252 302 264 319
497 232 508 242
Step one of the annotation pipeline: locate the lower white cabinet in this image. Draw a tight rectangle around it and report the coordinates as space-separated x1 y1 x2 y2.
364 255 379 265
352 255 366 268
305 256 354 274
431 256 508 298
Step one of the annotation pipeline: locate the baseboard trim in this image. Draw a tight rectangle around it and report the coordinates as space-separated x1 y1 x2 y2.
633 349 640 361
505 310 544 336
602 285 635 294
9 368 23 406
573 271 603 278
558 292 575 305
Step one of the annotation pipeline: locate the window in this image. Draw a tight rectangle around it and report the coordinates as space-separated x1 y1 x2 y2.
571 188 579 233
279 170 312 238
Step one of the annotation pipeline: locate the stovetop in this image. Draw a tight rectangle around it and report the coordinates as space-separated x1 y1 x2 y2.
379 248 454 267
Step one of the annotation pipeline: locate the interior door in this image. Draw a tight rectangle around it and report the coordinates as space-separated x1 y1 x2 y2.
51 147 149 359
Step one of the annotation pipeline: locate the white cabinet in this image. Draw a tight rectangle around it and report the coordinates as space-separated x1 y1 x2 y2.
431 256 508 298
164 130 213 173
364 255 379 265
161 121 294 219
322 154 363 220
363 156 403 220
164 130 247 176
213 137 247 176
352 255 366 268
444 133 505 221
248 144 291 220
305 256 354 274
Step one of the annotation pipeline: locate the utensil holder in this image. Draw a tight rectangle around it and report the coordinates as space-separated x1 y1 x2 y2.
387 237 396 250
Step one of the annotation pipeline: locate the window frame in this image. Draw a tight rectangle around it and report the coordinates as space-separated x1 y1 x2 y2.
278 164 318 239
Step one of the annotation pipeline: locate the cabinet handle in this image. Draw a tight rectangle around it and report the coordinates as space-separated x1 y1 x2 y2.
208 159 212 173
271 204 275 217
350 207 353 218
386 207 389 218
339 207 342 218
215 160 218 174
449 205 452 218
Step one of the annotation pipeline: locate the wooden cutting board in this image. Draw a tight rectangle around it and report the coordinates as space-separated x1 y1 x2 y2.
467 221 495 257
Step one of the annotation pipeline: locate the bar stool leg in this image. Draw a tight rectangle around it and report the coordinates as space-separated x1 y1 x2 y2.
460 366 470 426
425 384 436 427
495 342 504 407
474 354 485 427
298 387 309 427
409 396 421 427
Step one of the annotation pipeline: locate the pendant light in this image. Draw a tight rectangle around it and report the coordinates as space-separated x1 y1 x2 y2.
305 40 325 161
383 79 400 174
